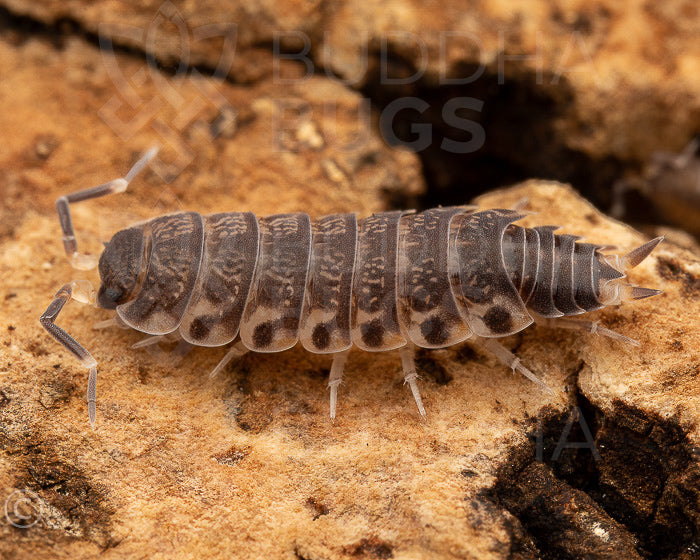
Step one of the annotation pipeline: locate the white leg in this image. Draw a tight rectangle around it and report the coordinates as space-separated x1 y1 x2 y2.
209 341 248 379
170 340 194 364
132 335 167 349
93 314 130 330
399 343 426 418
537 317 640 347
478 337 554 395
93 317 120 330
131 333 194 366
328 349 350 422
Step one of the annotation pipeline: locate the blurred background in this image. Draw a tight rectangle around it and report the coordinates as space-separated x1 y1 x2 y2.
0 3 698 559
1 0 698 246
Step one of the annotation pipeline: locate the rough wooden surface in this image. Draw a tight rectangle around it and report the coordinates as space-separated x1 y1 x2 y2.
0 6 698 560
3 0 700 207
3 171 698 558
4 0 700 160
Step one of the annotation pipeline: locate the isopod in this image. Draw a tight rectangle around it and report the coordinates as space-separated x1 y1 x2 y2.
40 149 663 427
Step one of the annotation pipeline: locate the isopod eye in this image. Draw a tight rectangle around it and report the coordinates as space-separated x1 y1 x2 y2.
104 288 122 302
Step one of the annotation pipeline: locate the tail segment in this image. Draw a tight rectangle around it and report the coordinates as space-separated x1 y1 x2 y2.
621 237 664 270
600 236 664 305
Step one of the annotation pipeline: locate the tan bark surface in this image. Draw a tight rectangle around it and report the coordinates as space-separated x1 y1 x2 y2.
0 6 698 560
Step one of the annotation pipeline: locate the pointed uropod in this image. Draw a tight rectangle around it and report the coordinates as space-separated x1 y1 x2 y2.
622 236 665 270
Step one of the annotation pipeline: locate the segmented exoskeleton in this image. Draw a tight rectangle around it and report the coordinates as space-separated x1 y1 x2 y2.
40 150 663 427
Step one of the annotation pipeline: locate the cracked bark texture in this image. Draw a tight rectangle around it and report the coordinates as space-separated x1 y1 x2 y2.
0 3 699 560
2 0 700 218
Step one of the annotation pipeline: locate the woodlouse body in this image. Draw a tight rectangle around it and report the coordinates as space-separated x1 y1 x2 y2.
39 149 663 426
98 208 629 353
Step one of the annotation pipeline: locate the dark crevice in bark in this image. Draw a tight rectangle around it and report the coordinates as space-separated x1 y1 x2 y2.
358 51 629 212
0 6 253 84
1 5 632 214
487 384 699 560
2 8 697 558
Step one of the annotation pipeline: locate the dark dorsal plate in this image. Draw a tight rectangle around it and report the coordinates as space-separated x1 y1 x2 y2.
299 213 357 354
553 234 585 315
520 227 540 303
118 212 205 335
451 209 533 337
573 242 604 312
501 224 527 291
179 212 259 346
240 213 312 352
351 211 407 351
398 207 473 348
527 225 564 318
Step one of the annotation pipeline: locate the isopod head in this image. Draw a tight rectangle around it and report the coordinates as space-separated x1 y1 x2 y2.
96 227 144 309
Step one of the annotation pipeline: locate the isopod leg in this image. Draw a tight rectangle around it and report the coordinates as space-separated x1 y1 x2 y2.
537 317 641 347
93 315 130 330
56 147 158 270
328 349 350 422
40 283 99 429
169 340 195 364
209 341 248 379
399 343 426 419
132 335 167 349
478 338 554 395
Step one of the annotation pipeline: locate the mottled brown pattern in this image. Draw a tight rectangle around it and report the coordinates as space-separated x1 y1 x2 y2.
501 224 526 292
452 209 534 337
96 227 145 309
116 212 204 334
398 207 472 348
240 214 312 352
179 212 259 346
100 206 639 351
351 211 406 351
300 213 357 353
